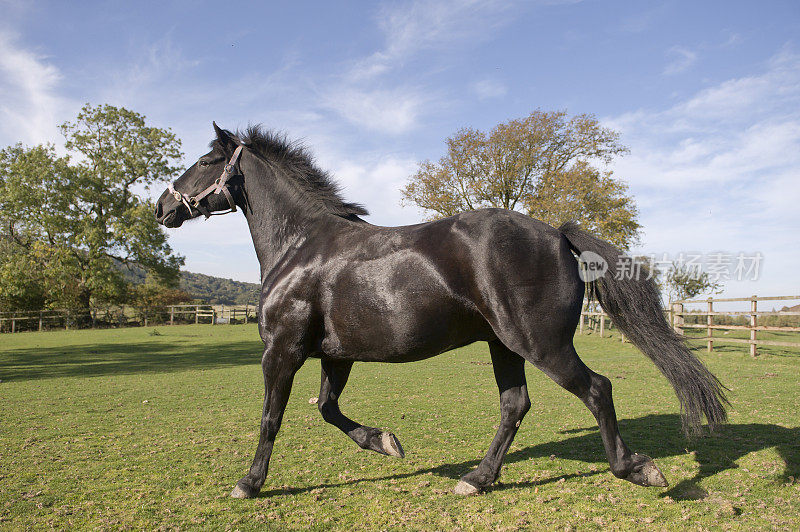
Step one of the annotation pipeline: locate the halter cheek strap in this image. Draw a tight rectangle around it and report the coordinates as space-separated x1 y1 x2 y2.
168 145 243 219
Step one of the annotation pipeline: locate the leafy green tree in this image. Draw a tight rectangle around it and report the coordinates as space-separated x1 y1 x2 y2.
401 109 641 249
0 144 82 309
0 104 185 311
665 262 723 302
527 162 639 249
130 276 194 323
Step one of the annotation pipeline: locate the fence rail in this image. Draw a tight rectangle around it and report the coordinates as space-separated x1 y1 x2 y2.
578 294 800 356
5 295 800 357
669 295 800 357
0 304 257 333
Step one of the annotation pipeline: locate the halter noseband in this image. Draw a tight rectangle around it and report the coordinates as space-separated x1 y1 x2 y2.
168 144 244 219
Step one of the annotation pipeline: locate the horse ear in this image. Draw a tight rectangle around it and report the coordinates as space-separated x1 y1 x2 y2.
213 122 240 150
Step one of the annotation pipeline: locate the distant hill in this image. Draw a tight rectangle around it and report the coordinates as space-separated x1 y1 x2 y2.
179 271 260 306
117 261 259 305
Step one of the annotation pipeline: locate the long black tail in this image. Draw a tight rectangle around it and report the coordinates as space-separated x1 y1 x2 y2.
559 221 728 435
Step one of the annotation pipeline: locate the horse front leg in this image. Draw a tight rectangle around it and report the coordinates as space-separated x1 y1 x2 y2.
231 347 304 498
318 359 404 458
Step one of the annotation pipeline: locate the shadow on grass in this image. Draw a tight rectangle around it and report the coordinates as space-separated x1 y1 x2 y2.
261 414 799 500
0 338 264 381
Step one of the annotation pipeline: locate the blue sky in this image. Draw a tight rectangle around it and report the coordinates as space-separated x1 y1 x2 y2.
1 0 798 302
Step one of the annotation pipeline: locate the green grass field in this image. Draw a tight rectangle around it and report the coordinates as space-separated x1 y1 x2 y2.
1 325 798 530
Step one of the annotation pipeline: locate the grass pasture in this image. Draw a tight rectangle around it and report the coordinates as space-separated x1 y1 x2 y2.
1 325 798 530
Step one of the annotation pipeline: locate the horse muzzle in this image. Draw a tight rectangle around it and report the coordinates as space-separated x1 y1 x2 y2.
155 200 184 228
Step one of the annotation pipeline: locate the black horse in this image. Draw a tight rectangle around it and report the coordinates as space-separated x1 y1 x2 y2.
155 124 727 499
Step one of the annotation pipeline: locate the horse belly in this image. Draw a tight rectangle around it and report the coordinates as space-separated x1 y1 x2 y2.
322 263 488 362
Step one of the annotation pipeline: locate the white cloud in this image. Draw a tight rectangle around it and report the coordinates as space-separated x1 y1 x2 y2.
315 147 419 227
605 49 800 297
108 38 200 97
608 48 800 183
377 0 511 61
618 4 668 33
324 0 517 134
0 30 74 147
663 46 697 75
472 78 507 99
321 87 430 135
325 0 582 134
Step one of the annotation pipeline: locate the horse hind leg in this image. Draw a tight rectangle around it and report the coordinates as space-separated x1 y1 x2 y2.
455 340 530 495
532 342 668 488
317 359 404 458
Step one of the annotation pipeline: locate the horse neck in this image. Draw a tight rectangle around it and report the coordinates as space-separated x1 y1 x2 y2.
239 152 326 280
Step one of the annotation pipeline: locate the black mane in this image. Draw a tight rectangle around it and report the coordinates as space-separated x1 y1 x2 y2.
228 126 368 220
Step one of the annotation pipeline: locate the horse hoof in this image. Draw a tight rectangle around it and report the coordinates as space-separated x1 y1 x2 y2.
381 432 405 458
453 480 481 496
640 461 668 487
625 455 668 488
231 484 257 499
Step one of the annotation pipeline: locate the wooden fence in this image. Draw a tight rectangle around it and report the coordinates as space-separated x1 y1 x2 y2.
0 304 258 333
670 295 800 357
578 303 626 342
578 295 800 356
5 296 800 357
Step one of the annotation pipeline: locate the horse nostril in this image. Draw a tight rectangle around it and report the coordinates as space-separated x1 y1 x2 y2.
155 202 163 219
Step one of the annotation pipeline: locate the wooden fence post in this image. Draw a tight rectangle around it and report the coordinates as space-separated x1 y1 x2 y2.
599 314 605 338
244 305 249 325
195 305 199 325
578 310 584 335
170 306 174 326
672 302 684 335
707 298 713 353
39 311 43 332
668 302 673 329
750 295 757 357
11 312 16 333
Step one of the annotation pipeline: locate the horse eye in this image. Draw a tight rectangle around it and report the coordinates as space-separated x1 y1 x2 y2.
199 160 209 167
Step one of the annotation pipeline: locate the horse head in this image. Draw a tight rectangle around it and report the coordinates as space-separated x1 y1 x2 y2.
155 123 244 227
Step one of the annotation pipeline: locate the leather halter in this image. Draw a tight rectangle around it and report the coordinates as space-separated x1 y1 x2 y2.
168 145 243 219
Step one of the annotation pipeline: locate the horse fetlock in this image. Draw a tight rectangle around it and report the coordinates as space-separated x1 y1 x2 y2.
231 477 261 499
459 468 496 492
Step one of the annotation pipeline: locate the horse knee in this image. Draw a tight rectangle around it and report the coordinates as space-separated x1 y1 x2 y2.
263 415 282 440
